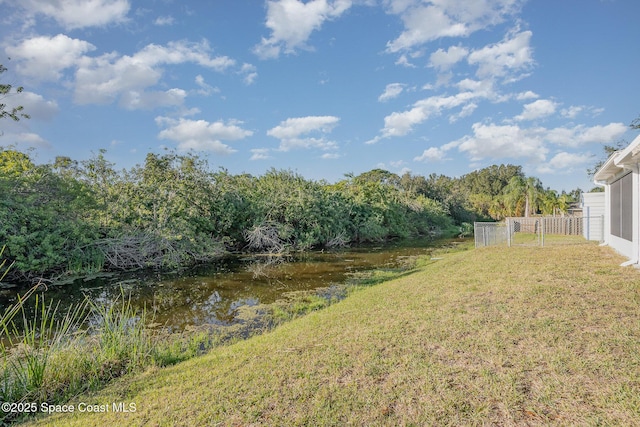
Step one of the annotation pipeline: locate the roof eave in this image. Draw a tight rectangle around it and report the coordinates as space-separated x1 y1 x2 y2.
593 152 622 182
593 134 640 182
615 133 640 165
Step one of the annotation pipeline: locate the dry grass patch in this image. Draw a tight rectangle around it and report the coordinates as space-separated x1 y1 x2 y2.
25 242 640 426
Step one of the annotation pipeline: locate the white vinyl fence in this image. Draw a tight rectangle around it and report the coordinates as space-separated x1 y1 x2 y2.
474 216 604 248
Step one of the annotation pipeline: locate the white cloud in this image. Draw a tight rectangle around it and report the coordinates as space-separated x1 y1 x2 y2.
514 99 558 121
371 31 538 144
0 132 51 149
395 54 416 68
537 151 593 174
451 121 628 164
456 122 549 162
250 148 272 160
18 0 130 30
268 116 339 139
154 16 174 26
385 0 524 53
0 89 58 150
194 75 219 96
545 123 628 147
414 146 448 162
74 40 235 108
372 91 476 140
561 105 583 119
516 90 539 100
254 0 353 59
267 115 340 151
467 29 534 81
6 34 96 81
156 117 253 154
321 152 341 159
429 45 469 71
240 63 258 85
378 107 428 138
7 35 248 109
3 91 59 120
18 93 59 120
14 133 50 147
120 88 187 110
378 83 405 102
386 4 466 52
449 102 477 122
453 78 507 102
129 40 234 71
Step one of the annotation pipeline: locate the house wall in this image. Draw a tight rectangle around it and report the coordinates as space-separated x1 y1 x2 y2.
594 134 640 265
581 192 605 241
609 234 634 260
632 165 640 264
601 167 639 263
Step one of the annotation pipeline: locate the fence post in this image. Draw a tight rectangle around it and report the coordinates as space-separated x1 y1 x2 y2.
585 207 590 241
482 225 486 247
474 222 478 248
507 218 511 247
541 218 545 247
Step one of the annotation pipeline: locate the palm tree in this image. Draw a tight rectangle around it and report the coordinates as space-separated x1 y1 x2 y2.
503 176 543 217
540 189 558 216
556 193 571 216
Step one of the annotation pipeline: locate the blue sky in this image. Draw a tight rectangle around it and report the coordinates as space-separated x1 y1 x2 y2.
1 0 638 192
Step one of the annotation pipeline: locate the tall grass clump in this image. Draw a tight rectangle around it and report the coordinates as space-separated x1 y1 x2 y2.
3 293 87 398
0 268 154 424
87 290 152 378
0 282 87 424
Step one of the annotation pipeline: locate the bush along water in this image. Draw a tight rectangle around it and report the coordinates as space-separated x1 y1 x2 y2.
0 147 578 281
0 149 460 282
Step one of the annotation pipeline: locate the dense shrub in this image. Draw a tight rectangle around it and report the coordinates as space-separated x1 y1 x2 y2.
2 148 570 280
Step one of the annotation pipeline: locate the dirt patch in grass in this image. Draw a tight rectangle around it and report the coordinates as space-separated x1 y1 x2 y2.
25 241 640 426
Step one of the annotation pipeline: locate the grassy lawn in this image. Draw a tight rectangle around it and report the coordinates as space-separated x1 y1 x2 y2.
25 242 640 426
510 233 589 247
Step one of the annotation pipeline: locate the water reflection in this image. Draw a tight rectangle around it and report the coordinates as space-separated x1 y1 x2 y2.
0 240 457 332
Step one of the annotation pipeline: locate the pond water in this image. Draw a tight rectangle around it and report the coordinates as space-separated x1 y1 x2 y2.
0 239 465 332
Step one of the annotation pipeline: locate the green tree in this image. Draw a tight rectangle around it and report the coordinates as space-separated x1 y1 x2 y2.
353 169 400 187
456 164 524 220
503 176 543 217
0 148 100 279
540 189 568 216
459 164 523 198
0 63 29 125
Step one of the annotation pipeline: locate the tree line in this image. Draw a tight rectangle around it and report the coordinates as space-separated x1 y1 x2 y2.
0 147 579 282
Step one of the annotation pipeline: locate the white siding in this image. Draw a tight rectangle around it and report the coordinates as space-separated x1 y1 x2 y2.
581 192 605 241
593 134 640 265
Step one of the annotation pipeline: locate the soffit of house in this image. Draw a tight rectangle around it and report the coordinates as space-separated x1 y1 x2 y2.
594 134 640 182
594 151 623 182
615 133 640 165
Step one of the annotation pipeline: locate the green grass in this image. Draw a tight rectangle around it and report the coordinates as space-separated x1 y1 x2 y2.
0 287 177 425
1 253 421 425
510 232 588 246
24 241 640 426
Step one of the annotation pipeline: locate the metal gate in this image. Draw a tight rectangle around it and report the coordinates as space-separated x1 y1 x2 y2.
474 216 604 248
